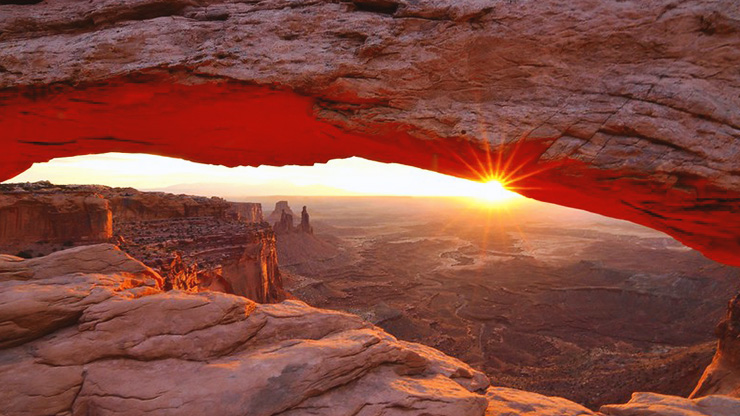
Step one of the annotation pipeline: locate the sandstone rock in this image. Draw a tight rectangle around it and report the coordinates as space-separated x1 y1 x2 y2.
0 245 490 416
221 227 286 303
100 187 232 222
0 187 112 254
273 209 296 234
0 0 738 265
269 201 296 224
485 387 596 416
691 293 740 398
600 392 740 416
227 202 263 223
0 244 161 348
298 205 314 235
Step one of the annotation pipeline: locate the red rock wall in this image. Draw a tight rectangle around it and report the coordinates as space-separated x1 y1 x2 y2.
102 189 232 222
221 228 285 303
0 193 112 251
227 202 263 223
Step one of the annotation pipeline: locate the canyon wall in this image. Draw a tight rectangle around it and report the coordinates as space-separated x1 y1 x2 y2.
227 202 263 223
0 182 284 303
0 184 112 254
99 187 232 222
0 0 738 266
221 228 285 303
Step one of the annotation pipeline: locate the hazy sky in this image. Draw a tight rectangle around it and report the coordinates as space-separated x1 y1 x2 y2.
6 153 522 202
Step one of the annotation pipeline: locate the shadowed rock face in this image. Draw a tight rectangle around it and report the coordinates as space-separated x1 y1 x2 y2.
0 0 738 266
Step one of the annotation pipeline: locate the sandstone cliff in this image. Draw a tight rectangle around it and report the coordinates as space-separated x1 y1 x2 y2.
99 187 232 222
268 201 296 224
221 227 286 303
0 0 737 266
227 202 263 223
0 183 112 255
0 182 283 303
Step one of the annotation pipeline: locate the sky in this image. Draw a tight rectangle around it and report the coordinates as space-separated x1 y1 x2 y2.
5 153 523 202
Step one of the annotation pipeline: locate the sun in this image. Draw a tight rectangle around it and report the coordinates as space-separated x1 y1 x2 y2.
467 178 522 205
477 180 515 202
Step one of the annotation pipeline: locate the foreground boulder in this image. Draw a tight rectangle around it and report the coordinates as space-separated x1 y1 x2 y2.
3 245 740 415
601 392 740 416
0 245 488 415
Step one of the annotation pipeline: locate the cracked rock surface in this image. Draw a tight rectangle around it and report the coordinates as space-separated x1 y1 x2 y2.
0 244 489 416
3 244 740 415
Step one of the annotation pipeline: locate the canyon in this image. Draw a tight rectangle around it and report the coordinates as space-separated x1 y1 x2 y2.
270 196 740 409
2 243 740 416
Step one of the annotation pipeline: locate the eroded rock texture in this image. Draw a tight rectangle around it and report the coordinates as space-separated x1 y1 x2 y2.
0 0 738 265
692 294 740 398
0 244 489 416
601 392 740 416
0 183 112 254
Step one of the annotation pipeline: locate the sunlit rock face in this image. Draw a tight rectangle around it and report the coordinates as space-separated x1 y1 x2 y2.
98 187 233 222
0 183 112 254
221 227 286 303
692 294 740 399
0 0 738 267
227 202 264 223
600 393 740 416
0 245 490 416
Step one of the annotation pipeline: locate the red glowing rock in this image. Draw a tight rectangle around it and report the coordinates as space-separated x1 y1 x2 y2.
0 0 737 266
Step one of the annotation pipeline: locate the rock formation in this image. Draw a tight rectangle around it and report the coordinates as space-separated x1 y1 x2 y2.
600 392 740 416
227 202 263 223
273 209 296 234
0 244 491 416
271 202 314 236
299 206 314 235
0 183 112 255
221 227 285 303
0 182 283 303
692 293 740 398
98 187 233 222
268 201 296 224
3 244 740 415
0 0 738 266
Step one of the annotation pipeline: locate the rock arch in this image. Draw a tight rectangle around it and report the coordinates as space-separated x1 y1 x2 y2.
1 0 738 265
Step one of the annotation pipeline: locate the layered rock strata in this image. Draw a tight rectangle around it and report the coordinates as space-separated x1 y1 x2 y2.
0 182 284 303
0 183 112 255
227 202 263 223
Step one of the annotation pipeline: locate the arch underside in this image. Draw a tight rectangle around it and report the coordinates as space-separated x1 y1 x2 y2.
0 0 738 265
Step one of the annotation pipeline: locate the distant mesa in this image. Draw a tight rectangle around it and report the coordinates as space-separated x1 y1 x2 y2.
270 201 313 236
268 200 295 224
